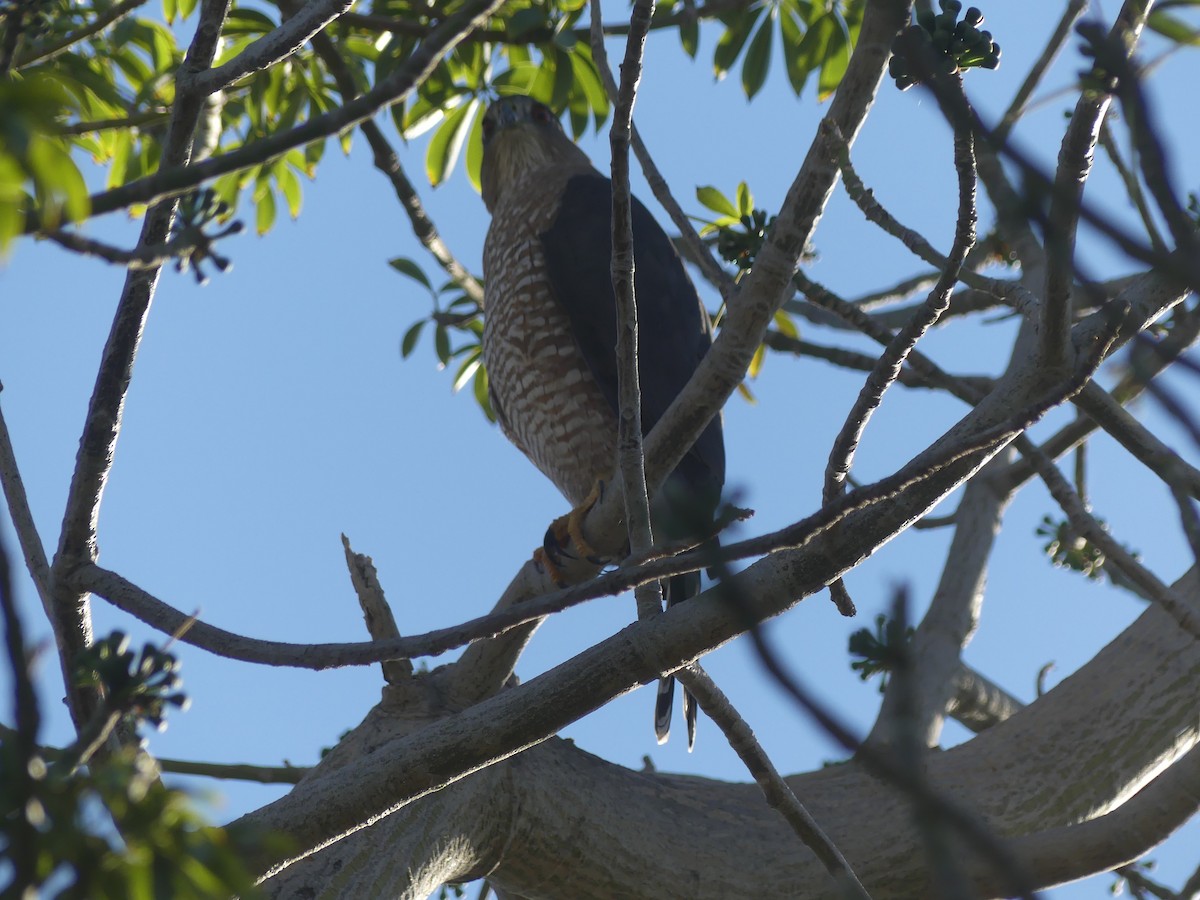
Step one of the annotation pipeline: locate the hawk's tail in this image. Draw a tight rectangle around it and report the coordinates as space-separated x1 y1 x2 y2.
653 570 700 751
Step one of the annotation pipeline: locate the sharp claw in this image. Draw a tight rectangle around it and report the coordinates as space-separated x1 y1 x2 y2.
532 546 568 586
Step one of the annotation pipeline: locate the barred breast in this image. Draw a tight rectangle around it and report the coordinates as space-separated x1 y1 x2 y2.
482 169 617 507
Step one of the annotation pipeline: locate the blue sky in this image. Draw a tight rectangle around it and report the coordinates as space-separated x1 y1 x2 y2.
2 2 1199 896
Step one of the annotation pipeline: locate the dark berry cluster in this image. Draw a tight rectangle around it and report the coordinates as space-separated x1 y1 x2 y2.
889 1 1001 90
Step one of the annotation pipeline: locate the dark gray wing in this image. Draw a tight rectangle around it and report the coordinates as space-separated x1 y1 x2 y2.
539 172 725 499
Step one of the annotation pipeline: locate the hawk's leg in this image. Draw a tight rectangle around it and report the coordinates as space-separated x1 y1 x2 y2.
534 480 608 584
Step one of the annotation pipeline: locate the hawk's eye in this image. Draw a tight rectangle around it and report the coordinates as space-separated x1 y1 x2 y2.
532 103 554 125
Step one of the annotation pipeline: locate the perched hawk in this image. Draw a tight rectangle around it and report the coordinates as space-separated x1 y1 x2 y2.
479 96 725 748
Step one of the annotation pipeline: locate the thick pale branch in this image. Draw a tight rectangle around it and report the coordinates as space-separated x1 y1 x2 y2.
248 570 1200 897
677 665 872 899
868 452 1014 749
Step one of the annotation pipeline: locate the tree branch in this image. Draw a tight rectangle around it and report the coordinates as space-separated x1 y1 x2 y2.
186 0 353 96
822 72 978 613
63 0 507 224
12 0 150 68
46 0 233 733
298 17 484 303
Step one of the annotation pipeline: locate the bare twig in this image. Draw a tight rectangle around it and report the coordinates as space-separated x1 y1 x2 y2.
55 109 172 136
829 126 1033 310
340 0 752 45
0 722 307 783
676 665 873 900
42 227 229 271
761 330 993 393
600 0 661 625
300 20 483 303
1098 120 1169 255
729 588 1041 900
12 0 150 68
342 535 411 684
823 71 978 614
587 4 733 303
0 396 53 611
992 0 1088 144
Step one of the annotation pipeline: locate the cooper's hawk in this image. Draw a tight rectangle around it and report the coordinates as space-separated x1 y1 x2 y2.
479 96 725 748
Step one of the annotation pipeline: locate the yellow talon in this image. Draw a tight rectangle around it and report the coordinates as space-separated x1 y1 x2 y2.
542 480 606 575
532 546 567 586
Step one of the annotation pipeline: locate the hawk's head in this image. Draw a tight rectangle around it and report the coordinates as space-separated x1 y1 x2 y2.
480 96 591 213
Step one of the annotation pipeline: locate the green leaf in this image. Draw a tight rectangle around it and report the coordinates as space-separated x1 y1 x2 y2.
817 14 852 101
773 308 799 339
779 1 810 94
178 0 197 19
508 7 549 40
255 186 276 235
425 98 476 187
792 11 835 91
1148 11 1200 45
401 320 426 358
696 185 738 218
163 0 177 24
550 47 574 114
569 48 610 130
389 257 434 290
452 350 482 392
464 102 486 193
473 361 494 421
221 8 277 35
680 10 699 58
714 8 761 77
434 324 451 367
736 181 753 216
741 12 774 99
276 164 302 218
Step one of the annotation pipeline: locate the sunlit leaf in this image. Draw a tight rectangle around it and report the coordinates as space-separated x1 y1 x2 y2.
452 350 482 392
425 99 476 187
773 308 799 339
276 165 302 218
1148 11 1200 44
473 360 494 421
817 15 852 101
255 186 276 235
736 181 753 217
696 185 738 218
464 101 486 193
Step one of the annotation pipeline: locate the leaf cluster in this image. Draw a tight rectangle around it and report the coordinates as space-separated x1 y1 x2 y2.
710 0 862 101
1035 514 1109 580
0 740 277 899
74 630 189 731
393 256 493 419
848 613 914 691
